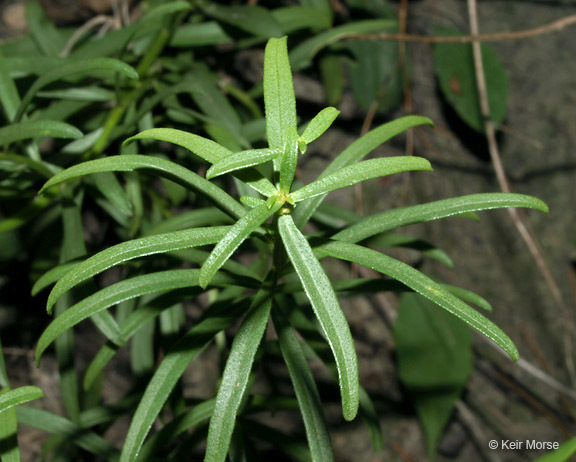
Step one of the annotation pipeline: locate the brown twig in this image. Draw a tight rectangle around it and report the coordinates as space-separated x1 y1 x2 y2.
466 0 575 385
398 0 415 208
349 14 576 43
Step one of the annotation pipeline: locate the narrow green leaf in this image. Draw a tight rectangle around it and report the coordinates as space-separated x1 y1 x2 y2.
290 20 395 70
200 203 280 288
334 193 549 243
0 154 54 178
136 400 215 461
32 262 78 296
25 0 66 57
240 196 265 208
441 284 492 312
202 4 283 38
205 293 272 462
367 233 454 268
285 308 383 451
326 116 434 176
91 172 133 218
264 37 297 153
272 307 334 461
292 157 432 203
124 130 276 197
45 226 229 313
207 148 280 179
293 116 434 226
533 437 576 462
316 241 519 360
17 406 119 458
124 128 232 164
36 86 115 102
278 214 359 420
301 107 340 145
0 405 19 462
39 155 246 219
141 1 191 20
0 387 44 415
0 120 82 145
279 127 299 194
0 48 21 121
171 21 231 47
273 7 331 33
144 208 232 236
84 291 206 390
120 300 248 462
37 269 244 364
319 54 343 107
16 58 138 121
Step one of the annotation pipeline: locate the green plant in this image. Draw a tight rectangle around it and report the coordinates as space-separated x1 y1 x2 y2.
31 36 548 461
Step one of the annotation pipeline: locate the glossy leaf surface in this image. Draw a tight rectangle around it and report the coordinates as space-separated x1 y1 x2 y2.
279 214 359 420
46 226 229 312
316 240 519 360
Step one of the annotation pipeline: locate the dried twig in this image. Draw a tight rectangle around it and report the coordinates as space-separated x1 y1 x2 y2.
466 0 575 385
60 15 113 58
349 14 576 43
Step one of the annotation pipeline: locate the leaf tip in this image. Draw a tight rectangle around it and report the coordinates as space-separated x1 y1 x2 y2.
122 136 136 146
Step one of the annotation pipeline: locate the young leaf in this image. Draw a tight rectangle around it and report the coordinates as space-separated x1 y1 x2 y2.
291 157 432 202
200 202 281 288
207 148 281 179
39 155 246 219
300 107 340 146
278 214 359 421
45 226 230 313
0 387 44 415
334 193 549 243
15 58 138 121
316 240 519 360
0 120 82 145
264 37 297 154
124 130 276 197
279 126 299 194
120 300 248 462
205 292 272 462
272 307 334 462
